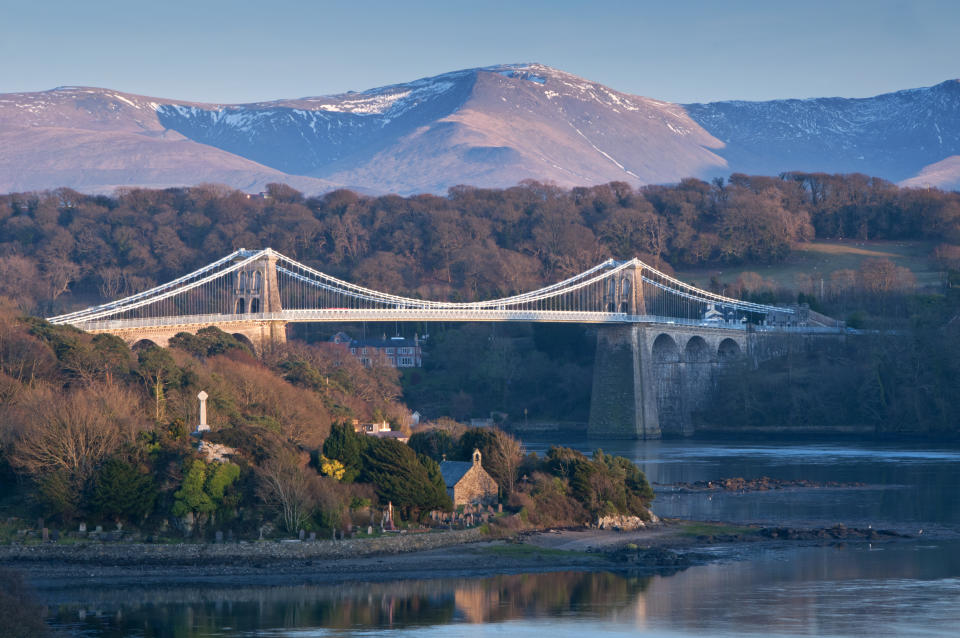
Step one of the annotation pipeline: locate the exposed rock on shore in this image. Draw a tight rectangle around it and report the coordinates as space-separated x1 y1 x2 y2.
595 512 660 531
658 477 866 493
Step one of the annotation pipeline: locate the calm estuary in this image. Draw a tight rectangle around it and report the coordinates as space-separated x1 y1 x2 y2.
43 439 960 637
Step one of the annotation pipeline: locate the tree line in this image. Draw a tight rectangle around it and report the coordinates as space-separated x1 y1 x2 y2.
1 174 957 316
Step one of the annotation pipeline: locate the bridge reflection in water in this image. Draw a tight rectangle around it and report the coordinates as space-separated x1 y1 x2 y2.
48 248 839 439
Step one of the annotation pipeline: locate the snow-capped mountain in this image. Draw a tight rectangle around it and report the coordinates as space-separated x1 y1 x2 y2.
0 65 958 195
684 79 960 186
153 63 728 193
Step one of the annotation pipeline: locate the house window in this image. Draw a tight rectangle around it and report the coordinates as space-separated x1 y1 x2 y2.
398 357 414 367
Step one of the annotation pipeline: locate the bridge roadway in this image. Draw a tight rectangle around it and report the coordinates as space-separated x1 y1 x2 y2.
70 309 843 334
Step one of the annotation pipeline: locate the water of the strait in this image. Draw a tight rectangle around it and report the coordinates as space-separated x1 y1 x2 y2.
45 439 960 637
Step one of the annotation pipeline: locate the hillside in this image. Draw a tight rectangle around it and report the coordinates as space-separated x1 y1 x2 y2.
0 87 342 194
3 65 957 195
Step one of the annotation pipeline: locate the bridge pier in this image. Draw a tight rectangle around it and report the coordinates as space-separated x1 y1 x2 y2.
588 325 750 439
588 325 661 439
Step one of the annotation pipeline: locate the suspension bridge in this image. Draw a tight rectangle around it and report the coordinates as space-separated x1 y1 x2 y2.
48 248 839 440
47 247 800 341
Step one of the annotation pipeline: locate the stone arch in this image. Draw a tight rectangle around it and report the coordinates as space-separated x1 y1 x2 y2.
235 297 246 314
238 271 248 291
251 270 262 292
684 336 712 363
606 278 617 312
249 297 260 313
718 338 742 361
131 338 160 350
231 333 256 352
652 333 680 363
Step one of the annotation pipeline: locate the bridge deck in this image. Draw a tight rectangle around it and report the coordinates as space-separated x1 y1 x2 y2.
71 309 841 333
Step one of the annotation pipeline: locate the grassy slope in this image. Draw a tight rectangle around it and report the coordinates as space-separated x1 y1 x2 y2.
676 240 940 291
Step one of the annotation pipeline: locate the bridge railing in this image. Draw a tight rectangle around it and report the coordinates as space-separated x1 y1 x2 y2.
64 309 836 333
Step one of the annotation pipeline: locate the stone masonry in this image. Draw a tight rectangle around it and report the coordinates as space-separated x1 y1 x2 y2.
589 324 750 439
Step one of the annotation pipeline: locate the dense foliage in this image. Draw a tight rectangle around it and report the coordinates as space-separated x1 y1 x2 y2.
1 175 957 317
706 290 960 438
0 306 405 533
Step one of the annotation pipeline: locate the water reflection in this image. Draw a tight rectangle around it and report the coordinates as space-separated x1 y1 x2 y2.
43 439 960 637
522 438 960 530
47 572 651 636
46 542 960 637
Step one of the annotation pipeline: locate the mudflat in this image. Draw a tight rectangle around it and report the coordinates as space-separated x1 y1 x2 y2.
1 520 924 591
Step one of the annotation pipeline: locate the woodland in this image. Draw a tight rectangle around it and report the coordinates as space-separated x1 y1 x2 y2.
0 173 958 538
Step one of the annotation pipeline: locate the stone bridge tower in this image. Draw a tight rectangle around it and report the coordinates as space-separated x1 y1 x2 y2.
604 260 646 315
230 250 286 347
232 250 282 316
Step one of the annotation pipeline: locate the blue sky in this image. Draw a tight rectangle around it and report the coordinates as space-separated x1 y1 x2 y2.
2 0 957 103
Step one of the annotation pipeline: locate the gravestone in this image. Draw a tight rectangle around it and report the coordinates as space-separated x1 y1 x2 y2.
78 522 87 533
215 531 223 543
95 525 103 533
41 528 49 542
367 526 373 535
308 532 316 541
299 529 305 541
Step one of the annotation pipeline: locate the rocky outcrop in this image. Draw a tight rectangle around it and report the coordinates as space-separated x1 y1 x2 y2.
595 512 659 531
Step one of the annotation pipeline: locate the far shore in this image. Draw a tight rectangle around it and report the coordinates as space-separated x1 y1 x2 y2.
2 519 941 595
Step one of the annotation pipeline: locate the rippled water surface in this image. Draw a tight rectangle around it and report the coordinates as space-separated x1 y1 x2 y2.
45 439 960 637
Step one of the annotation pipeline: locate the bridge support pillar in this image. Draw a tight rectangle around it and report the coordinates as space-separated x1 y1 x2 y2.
588 325 661 439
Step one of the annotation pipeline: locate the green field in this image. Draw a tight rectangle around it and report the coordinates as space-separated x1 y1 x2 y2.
677 240 941 291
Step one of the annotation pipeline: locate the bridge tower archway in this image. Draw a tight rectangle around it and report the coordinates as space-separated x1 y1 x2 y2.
232 251 282 317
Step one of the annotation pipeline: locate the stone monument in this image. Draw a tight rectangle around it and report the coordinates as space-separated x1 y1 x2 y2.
196 390 209 433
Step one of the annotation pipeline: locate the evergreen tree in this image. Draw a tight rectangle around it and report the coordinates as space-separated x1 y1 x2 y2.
361 438 451 517
322 422 367 482
90 457 157 523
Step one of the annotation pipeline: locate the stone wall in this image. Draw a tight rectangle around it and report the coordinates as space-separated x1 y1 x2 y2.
454 466 499 506
100 319 287 353
588 324 846 439
588 325 659 439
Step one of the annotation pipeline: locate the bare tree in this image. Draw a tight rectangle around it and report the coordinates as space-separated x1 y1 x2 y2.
256 452 316 533
4 382 143 489
485 429 525 497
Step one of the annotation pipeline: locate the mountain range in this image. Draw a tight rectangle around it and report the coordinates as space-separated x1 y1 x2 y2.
1 63 958 195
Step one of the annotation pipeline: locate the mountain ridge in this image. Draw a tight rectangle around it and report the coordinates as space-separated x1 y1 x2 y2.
1 65 958 195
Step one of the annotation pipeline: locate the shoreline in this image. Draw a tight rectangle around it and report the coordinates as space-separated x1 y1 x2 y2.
3 520 938 596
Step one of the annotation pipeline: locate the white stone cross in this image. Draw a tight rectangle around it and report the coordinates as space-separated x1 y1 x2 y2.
197 390 209 432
